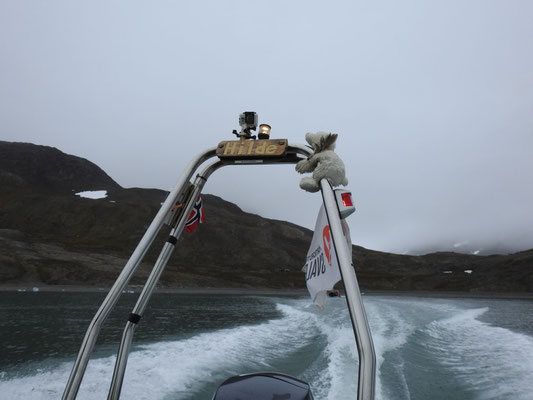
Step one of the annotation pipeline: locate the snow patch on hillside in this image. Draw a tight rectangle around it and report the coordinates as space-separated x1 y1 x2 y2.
75 190 107 199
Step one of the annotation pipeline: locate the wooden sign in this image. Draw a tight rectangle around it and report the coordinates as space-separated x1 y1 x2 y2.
216 139 288 159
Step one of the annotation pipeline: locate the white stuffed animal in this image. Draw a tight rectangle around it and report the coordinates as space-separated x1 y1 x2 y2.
295 132 348 192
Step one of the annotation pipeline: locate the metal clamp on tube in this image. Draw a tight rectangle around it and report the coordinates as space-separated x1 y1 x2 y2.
320 179 376 400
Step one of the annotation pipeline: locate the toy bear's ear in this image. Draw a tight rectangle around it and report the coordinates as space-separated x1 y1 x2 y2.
315 133 338 153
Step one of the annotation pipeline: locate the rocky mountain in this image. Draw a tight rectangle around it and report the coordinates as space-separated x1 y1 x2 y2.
1 140 532 293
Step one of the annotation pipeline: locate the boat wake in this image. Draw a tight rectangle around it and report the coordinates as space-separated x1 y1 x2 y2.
1 296 532 400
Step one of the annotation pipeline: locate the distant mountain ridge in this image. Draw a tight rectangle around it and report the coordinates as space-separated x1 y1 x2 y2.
0 141 120 194
0 140 531 293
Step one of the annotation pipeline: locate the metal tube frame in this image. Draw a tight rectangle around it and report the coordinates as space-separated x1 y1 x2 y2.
62 148 217 400
320 179 376 400
62 143 376 400
107 163 223 399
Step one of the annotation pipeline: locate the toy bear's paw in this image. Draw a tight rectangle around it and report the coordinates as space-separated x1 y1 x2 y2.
295 159 313 174
299 177 320 192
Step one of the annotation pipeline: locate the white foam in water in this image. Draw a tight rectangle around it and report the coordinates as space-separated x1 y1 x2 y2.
0 363 75 400
363 297 487 400
0 301 319 400
2 297 533 400
298 297 456 400
140 306 315 396
306 300 359 400
425 307 533 400
113 304 320 399
364 299 417 400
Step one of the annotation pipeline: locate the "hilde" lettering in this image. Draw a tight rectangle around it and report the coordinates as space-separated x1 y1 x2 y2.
216 139 287 159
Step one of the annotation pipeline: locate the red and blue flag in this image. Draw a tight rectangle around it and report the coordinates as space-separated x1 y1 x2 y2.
185 196 205 233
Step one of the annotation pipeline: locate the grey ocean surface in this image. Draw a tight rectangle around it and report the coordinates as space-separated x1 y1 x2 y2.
1 292 533 400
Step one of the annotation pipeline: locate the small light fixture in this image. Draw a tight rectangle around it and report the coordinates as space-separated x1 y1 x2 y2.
335 189 356 219
258 124 271 140
341 192 353 207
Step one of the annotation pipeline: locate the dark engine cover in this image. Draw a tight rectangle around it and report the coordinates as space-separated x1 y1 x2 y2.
212 372 313 400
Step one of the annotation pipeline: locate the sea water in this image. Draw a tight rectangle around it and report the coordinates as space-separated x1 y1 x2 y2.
0 292 532 400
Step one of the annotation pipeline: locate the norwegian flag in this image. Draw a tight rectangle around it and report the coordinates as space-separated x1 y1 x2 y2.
185 196 205 233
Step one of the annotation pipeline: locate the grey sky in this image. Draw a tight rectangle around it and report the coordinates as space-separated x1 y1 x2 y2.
1 1 532 254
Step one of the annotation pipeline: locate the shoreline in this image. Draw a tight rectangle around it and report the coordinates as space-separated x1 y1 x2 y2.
362 290 533 300
0 284 309 297
1 284 532 300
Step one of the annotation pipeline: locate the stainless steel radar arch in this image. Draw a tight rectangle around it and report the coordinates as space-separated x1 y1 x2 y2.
62 143 376 400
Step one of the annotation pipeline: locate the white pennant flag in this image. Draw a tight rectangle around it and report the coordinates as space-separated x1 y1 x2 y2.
303 205 352 308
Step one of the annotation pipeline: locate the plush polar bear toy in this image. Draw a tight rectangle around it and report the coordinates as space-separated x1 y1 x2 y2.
295 132 348 192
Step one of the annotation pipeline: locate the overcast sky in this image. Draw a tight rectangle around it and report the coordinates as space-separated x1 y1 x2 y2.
1 1 532 255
